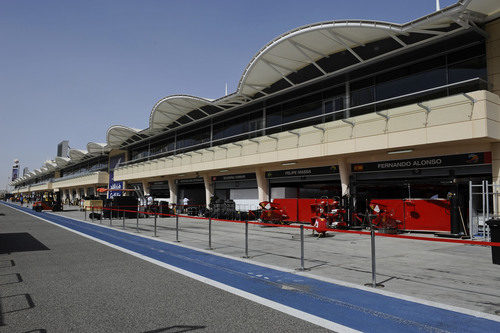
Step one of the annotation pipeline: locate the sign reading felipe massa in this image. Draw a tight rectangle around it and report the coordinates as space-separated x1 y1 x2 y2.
265 166 339 179
352 152 492 173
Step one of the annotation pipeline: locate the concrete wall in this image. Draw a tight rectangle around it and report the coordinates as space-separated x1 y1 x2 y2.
30 182 53 192
52 171 109 190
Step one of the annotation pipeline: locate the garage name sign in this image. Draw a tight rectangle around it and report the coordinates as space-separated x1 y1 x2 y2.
265 166 339 178
212 173 256 182
175 178 204 185
352 152 491 172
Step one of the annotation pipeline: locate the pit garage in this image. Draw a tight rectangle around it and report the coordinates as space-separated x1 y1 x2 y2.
266 166 342 222
212 173 259 211
350 152 492 233
176 178 205 207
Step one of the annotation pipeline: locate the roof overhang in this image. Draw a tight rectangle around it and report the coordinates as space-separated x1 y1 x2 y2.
106 125 141 148
55 156 71 167
45 160 58 170
68 149 88 161
149 95 214 131
87 142 110 155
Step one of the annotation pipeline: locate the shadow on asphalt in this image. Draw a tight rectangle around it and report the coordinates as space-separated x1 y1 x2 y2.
0 233 50 254
0 273 23 286
143 325 206 333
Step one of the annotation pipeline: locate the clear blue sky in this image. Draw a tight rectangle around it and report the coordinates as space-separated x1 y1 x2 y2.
0 0 457 189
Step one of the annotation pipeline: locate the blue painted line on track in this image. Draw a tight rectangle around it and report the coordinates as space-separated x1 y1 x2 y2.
4 201 500 332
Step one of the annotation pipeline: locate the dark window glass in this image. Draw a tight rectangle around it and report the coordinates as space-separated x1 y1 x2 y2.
266 105 282 128
281 93 322 124
324 96 345 121
351 77 375 107
447 43 485 64
448 56 486 83
375 67 446 100
212 111 263 141
322 84 345 100
375 56 445 83
176 127 210 150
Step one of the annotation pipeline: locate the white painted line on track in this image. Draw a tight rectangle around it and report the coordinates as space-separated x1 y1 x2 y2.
5 202 500 324
3 203 359 333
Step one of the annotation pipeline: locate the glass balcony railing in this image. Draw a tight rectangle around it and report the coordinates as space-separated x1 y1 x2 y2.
118 77 488 168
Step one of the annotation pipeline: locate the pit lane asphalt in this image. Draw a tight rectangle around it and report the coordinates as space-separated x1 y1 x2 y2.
0 204 328 332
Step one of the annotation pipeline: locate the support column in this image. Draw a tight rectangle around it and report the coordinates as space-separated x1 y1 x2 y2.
142 180 150 196
256 168 269 203
486 19 500 96
492 143 500 216
338 157 351 197
83 187 88 197
203 174 214 209
168 178 177 207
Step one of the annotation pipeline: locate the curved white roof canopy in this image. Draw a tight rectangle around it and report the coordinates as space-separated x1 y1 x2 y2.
106 125 141 148
143 0 497 135
55 157 70 168
45 160 57 170
238 21 402 96
149 95 214 131
87 142 110 155
44 160 57 170
238 0 498 96
68 149 88 162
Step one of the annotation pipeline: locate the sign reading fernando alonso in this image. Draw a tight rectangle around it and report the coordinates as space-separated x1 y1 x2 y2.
352 152 491 173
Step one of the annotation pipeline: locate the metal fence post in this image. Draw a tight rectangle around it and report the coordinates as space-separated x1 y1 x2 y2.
208 215 212 250
109 207 112 226
300 225 305 270
99 207 102 224
175 213 179 242
370 226 377 287
366 218 383 288
84 206 87 220
486 180 490 241
243 221 249 258
154 213 157 237
295 225 309 271
136 206 139 232
91 206 94 222
122 209 125 230
469 181 473 239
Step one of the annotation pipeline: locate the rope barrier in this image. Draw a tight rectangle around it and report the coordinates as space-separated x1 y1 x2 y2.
89 206 500 248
